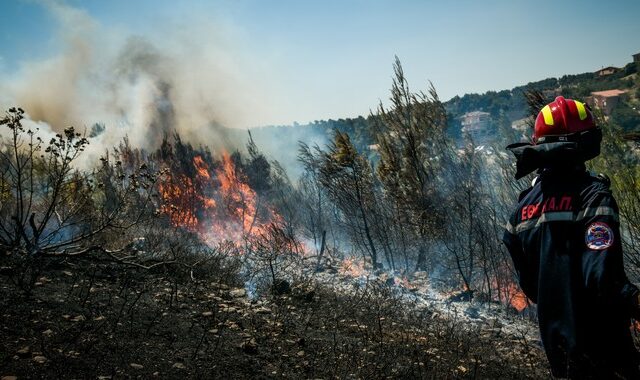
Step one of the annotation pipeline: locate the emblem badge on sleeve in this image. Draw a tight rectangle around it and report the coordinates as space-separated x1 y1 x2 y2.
585 222 614 250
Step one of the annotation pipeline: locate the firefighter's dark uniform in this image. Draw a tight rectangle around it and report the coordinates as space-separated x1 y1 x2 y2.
503 166 640 379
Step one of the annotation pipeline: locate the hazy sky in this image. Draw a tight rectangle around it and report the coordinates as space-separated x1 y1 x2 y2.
1 0 638 128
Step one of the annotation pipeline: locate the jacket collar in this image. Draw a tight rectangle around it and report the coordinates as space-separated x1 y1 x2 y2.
506 141 585 180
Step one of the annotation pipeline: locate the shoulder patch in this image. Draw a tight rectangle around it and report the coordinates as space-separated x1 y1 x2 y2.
585 222 614 250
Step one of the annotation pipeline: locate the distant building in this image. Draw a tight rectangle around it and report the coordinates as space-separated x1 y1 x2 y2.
633 52 640 63
595 66 620 76
510 118 532 142
586 89 627 116
460 111 491 142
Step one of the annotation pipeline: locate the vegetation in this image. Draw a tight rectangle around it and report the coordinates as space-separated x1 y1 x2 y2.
248 58 640 153
0 102 549 378
3 57 640 378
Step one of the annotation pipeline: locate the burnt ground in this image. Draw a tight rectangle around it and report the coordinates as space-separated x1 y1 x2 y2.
0 252 551 379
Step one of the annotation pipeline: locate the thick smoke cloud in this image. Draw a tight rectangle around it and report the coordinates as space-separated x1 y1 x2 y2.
0 1 278 161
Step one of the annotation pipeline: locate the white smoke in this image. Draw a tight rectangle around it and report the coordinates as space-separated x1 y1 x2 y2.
0 1 278 161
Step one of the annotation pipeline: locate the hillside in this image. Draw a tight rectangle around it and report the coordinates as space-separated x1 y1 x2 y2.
240 59 640 176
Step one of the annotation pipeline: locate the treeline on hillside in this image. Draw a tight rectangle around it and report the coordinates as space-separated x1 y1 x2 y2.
252 59 640 152
425 60 640 135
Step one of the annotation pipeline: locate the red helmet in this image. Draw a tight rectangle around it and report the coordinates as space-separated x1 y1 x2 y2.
534 96 596 144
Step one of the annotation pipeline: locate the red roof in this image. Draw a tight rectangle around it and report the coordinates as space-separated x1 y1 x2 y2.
595 66 619 72
590 89 627 98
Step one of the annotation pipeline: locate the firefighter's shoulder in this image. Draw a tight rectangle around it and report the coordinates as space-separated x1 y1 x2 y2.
517 175 540 202
587 172 612 194
584 173 617 208
593 173 611 188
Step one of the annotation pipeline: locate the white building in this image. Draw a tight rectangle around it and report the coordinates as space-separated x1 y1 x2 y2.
460 111 491 142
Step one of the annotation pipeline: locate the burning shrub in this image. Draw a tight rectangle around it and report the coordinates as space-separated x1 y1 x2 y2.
145 133 286 247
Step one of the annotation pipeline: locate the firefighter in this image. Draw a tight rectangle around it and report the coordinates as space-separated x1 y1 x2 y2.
503 96 640 379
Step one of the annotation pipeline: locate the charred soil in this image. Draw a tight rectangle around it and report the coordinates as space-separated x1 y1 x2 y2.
1 252 550 379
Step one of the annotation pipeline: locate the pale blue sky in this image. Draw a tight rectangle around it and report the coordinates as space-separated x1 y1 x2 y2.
1 0 639 127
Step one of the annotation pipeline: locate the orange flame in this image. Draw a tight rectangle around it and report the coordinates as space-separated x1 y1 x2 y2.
158 156 218 230
398 276 417 290
509 288 528 312
497 281 529 312
193 156 211 179
339 257 367 278
158 176 199 228
158 152 284 245
216 152 259 235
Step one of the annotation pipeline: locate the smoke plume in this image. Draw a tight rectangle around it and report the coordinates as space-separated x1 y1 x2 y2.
0 1 277 161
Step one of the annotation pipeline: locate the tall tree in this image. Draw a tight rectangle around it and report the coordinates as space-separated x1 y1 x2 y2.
317 131 381 267
375 57 451 271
